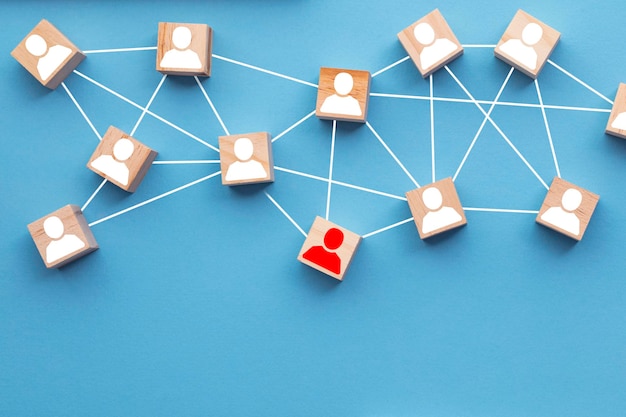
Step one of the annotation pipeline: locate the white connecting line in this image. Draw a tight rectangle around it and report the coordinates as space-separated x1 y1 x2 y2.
535 79 561 178
272 110 316 143
212 54 318 88
326 120 337 220
61 82 102 140
264 192 307 237
152 160 221 165
83 46 158 54
195 76 230 136
430 74 436 183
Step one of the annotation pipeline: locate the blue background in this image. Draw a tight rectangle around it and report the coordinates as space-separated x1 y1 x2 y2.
1 1 625 416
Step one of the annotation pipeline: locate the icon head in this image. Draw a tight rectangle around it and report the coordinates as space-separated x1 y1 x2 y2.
112 138 134 162
413 22 436 46
233 137 254 161
172 26 192 50
25 34 48 57
422 187 443 211
561 188 582 212
323 228 344 250
521 23 543 46
333 72 354 96
43 216 65 240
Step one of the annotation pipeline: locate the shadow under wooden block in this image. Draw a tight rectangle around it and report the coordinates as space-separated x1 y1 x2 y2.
316 67 371 123
11 19 85 89
297 216 362 281
27 205 98 269
156 22 212 76
398 8 464 78
606 83 626 139
406 177 467 239
87 126 157 193
536 177 599 241
494 9 560 79
218 132 274 186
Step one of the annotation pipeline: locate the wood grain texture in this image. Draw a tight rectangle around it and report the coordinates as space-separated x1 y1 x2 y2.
494 9 560 79
11 19 85 89
87 126 157 193
27 205 98 269
218 132 274 186
315 67 371 123
397 9 464 78
605 83 626 139
156 22 212 76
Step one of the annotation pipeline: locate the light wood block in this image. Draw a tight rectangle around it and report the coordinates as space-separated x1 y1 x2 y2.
397 9 464 78
156 22 212 76
316 67 371 123
406 177 467 239
494 10 560 79
605 83 626 139
218 132 274 186
297 216 361 281
536 177 599 241
87 126 157 192
27 205 98 269
11 19 85 89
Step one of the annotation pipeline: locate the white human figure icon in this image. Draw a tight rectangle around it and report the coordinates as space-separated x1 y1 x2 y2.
498 22 543 70
25 34 71 81
90 138 134 186
611 112 626 130
413 22 459 71
43 216 85 263
421 187 462 234
319 72 362 116
159 26 202 69
540 188 582 236
225 137 267 181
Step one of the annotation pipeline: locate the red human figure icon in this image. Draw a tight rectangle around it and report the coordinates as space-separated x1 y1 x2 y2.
302 227 344 274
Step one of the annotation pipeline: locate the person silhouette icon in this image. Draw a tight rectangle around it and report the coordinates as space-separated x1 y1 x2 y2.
421 186 463 234
413 22 459 71
611 111 626 130
43 216 86 264
225 137 268 181
159 26 202 70
90 138 134 186
498 22 542 71
540 188 582 236
25 33 71 81
302 227 344 275
319 72 363 117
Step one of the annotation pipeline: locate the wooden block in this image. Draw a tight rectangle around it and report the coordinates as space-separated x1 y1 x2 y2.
27 205 98 269
316 67 371 123
397 9 464 78
87 126 157 192
297 216 361 281
494 10 560 79
536 177 599 241
605 83 626 139
11 19 85 89
218 132 274 186
406 177 467 239
156 22 212 76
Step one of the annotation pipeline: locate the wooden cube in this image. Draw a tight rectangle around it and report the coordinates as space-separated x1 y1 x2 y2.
297 216 362 281
27 205 98 269
536 177 599 241
494 10 560 79
11 19 85 89
156 22 212 76
398 9 464 78
316 67 371 123
605 83 626 139
87 126 157 192
218 132 274 186
406 177 467 239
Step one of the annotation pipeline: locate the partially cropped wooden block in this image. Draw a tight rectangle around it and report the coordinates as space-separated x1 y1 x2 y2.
494 10 560 79
218 132 274 186
406 177 467 239
297 216 361 281
536 177 599 241
87 126 157 192
606 83 626 139
316 67 371 123
11 19 85 89
156 22 212 76
27 205 98 269
398 9 464 78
